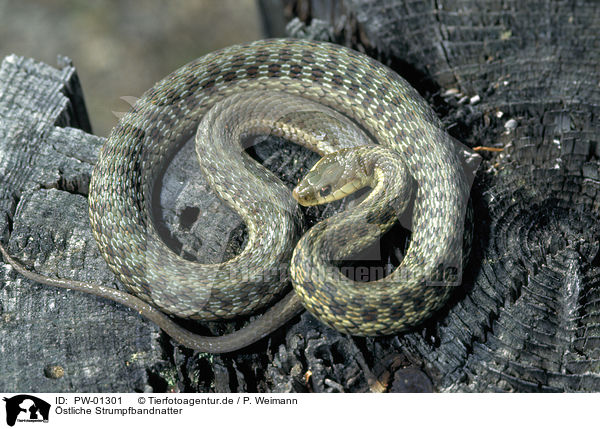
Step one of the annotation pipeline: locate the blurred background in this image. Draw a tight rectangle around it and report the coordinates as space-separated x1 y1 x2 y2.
0 0 287 136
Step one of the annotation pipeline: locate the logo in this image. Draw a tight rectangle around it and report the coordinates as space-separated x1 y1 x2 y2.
3 395 50 426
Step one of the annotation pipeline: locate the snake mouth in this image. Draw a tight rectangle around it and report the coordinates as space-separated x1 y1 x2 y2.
292 184 314 206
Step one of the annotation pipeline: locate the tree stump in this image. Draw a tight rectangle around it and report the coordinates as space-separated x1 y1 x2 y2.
2 0 600 392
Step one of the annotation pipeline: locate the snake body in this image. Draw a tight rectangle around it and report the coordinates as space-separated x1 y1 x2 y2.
2 39 470 352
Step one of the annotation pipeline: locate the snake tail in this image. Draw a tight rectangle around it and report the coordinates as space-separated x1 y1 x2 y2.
0 239 304 353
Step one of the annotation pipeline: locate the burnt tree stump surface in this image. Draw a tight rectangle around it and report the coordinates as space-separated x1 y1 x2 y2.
0 55 165 392
1 0 600 392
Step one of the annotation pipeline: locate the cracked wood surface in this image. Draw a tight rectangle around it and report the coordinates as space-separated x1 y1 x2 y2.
0 55 164 392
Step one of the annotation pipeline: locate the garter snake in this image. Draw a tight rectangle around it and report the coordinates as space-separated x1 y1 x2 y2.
0 39 470 352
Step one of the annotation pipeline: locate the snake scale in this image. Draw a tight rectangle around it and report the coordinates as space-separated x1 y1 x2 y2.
0 39 470 353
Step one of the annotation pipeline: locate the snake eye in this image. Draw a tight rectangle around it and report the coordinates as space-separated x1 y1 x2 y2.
319 185 332 198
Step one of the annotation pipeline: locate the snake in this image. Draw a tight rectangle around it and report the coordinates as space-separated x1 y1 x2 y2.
0 38 470 353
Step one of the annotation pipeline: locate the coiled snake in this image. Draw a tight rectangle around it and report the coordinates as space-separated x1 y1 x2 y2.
0 39 470 353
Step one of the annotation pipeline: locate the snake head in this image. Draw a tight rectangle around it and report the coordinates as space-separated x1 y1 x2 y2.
292 148 371 206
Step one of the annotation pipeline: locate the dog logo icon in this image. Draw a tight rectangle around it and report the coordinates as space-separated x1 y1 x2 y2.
3 395 50 426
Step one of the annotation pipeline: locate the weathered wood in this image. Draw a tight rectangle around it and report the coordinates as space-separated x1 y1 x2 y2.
0 55 165 392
